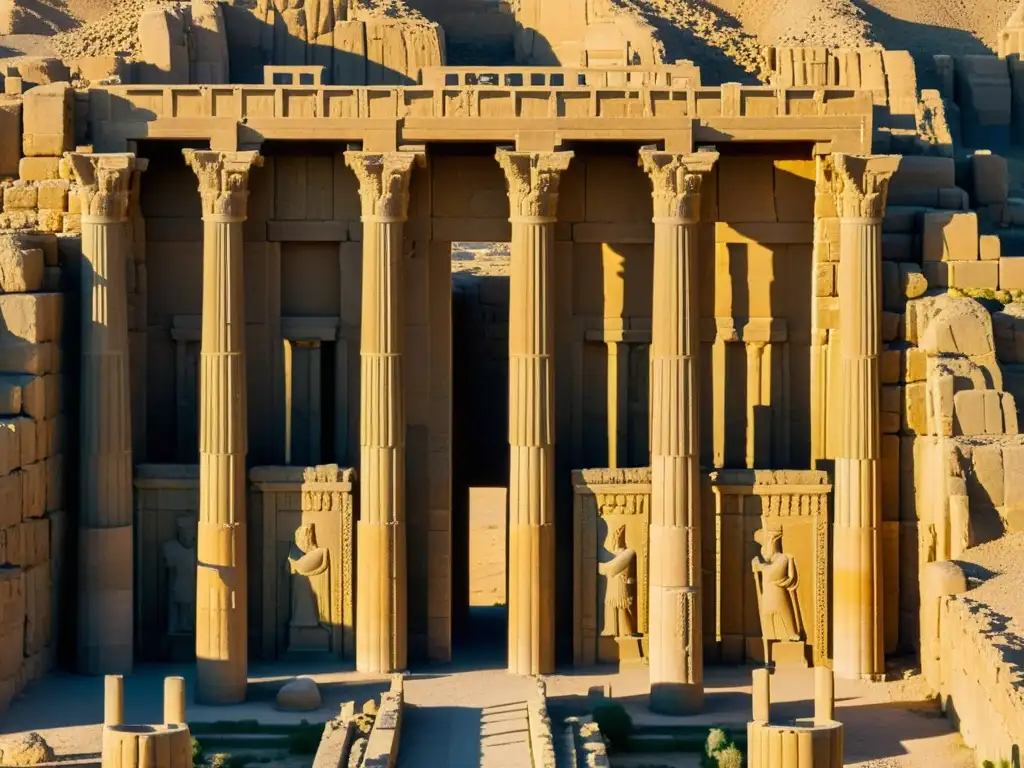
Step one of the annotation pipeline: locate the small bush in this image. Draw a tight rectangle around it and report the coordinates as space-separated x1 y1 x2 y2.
705 728 729 757
192 738 204 767
716 744 744 768
591 702 634 751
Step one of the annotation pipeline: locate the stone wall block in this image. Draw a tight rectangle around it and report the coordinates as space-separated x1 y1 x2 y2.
0 293 61 343
22 82 73 158
21 460 44 519
922 211 978 262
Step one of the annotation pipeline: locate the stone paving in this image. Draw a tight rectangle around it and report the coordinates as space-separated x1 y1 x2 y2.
397 669 534 768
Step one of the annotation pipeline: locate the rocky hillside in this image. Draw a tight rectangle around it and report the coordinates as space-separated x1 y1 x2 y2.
0 0 1019 80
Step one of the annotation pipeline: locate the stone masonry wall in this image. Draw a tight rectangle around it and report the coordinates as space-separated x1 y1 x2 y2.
0 232 65 714
937 595 1024 765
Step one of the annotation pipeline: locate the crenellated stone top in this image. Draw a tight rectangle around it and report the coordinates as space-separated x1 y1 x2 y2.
496 150 574 222
639 150 719 223
183 149 263 221
824 153 900 220
344 151 421 222
65 153 146 222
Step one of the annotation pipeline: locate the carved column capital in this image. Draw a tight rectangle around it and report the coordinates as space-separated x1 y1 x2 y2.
824 153 901 220
639 150 719 223
65 153 146 222
496 150 574 222
183 149 263 221
344 151 421 222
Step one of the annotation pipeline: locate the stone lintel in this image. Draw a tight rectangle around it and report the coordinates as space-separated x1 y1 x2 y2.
183 149 263 221
639 149 720 223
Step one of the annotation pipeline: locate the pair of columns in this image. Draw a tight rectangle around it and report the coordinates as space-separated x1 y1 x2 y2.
70 146 896 706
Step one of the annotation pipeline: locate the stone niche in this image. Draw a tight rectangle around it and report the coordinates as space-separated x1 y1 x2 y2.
249 465 356 661
572 468 651 666
133 464 355 662
709 470 830 667
572 467 831 668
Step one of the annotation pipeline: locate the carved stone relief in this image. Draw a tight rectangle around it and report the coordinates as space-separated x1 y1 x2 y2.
162 516 197 636
287 522 331 652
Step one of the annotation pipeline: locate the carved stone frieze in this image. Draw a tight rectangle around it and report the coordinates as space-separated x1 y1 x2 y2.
65 152 145 222
183 149 263 220
344 151 421 221
639 150 719 222
496 150 574 221
823 153 900 220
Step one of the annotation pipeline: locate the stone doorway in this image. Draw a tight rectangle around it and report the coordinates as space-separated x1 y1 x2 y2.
451 242 511 664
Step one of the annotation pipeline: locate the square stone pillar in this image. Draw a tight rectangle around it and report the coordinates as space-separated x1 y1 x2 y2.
344 151 421 674
640 149 719 714
67 152 146 675
496 149 573 676
825 153 899 681
184 149 263 704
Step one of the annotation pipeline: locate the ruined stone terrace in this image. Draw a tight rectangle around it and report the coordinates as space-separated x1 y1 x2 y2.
85 65 875 154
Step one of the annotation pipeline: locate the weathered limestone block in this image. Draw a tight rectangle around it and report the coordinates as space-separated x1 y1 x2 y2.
22 82 72 158
363 19 443 85
0 732 54 765
21 460 44 519
900 263 928 299
190 0 229 84
20 518 47 569
137 6 189 85
3 183 37 211
981 234 1001 263
0 236 43 294
915 294 996 358
8 416 34 466
0 424 17 476
0 294 61 343
922 211 978 262
0 340 59 376
0 99 20 179
890 156 954 202
18 157 59 182
35 180 68 212
0 377 21 416
972 151 1009 205
924 260 999 290
956 55 1012 151
276 677 322 711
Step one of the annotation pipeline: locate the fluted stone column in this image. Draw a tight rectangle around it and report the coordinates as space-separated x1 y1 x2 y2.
68 153 145 675
828 153 899 681
640 149 719 714
497 149 573 676
184 149 263 704
345 151 420 674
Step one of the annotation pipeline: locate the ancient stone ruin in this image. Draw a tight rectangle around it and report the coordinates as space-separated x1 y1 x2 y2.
0 0 1020 766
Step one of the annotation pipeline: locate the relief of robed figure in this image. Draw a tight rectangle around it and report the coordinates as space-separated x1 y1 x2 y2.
287 522 331 650
751 527 802 663
599 524 637 637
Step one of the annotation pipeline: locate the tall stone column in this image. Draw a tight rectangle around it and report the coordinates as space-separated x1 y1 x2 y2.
828 153 899 681
344 151 419 674
640 149 718 714
184 149 262 704
497 150 573 676
67 153 145 675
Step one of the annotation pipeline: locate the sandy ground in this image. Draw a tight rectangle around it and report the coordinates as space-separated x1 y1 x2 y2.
958 530 1024 636
468 486 507 608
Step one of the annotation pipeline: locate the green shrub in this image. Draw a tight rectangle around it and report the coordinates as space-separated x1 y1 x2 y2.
192 738 204 767
591 702 634 751
705 728 729 757
716 744 744 768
